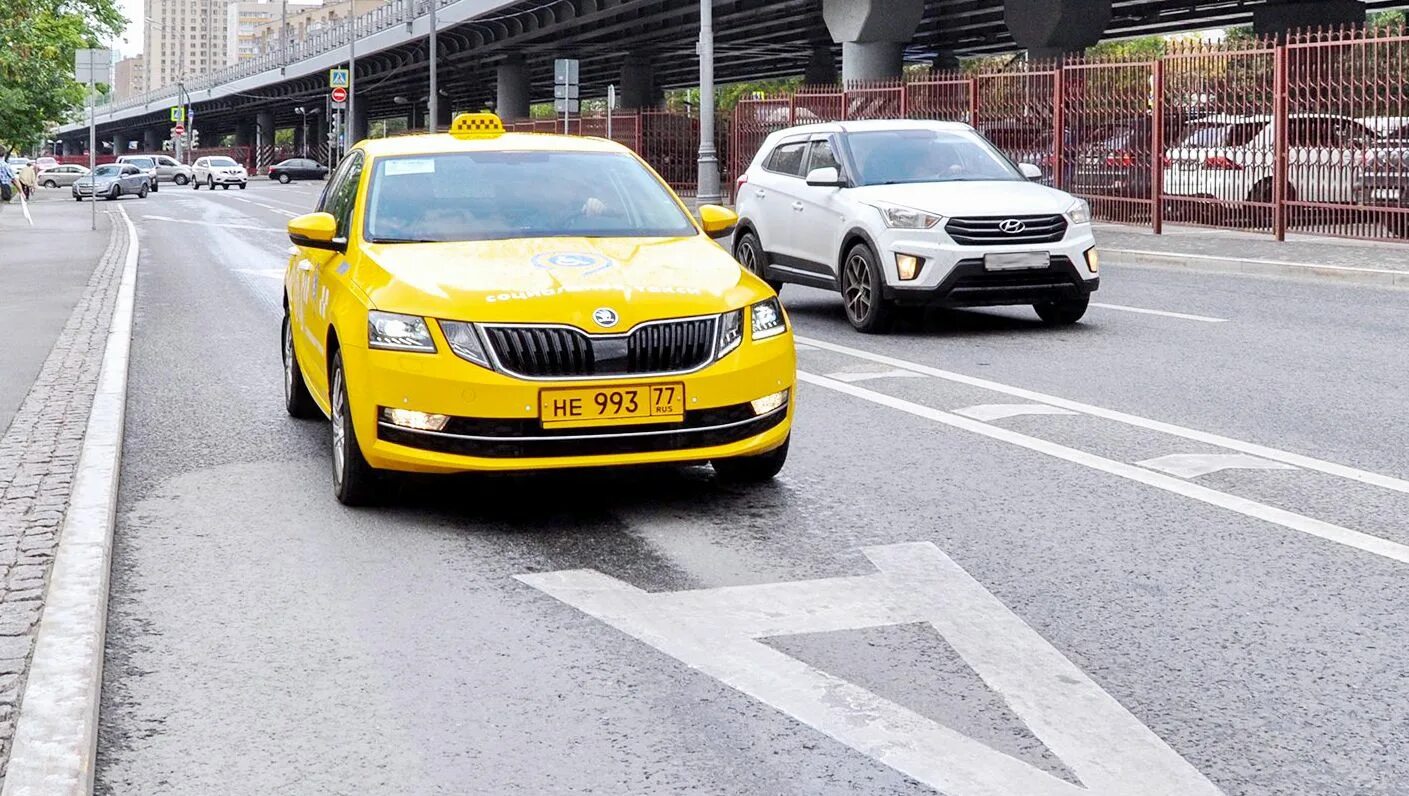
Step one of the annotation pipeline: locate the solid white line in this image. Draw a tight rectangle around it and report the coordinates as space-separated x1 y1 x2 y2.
3 206 137 796
1090 302 1227 323
795 335 1409 496
141 214 282 232
225 195 299 217
799 371 1409 566
1111 246 1406 276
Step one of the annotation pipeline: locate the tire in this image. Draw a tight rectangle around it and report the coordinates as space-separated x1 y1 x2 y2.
208 176 215 190
42 180 57 189
151 179 159 192
713 437 789 483
238 182 246 190
74 196 82 202
222 183 230 190
138 183 148 198
1034 295 1090 325
329 350 380 506
282 312 321 419
734 230 784 293
105 185 120 201
192 178 199 190
839 243 894 333
175 174 189 185
278 173 291 184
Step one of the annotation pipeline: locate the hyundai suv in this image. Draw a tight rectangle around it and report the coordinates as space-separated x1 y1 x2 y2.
733 120 1099 332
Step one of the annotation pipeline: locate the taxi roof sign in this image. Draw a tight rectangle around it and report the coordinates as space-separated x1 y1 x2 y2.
449 112 505 139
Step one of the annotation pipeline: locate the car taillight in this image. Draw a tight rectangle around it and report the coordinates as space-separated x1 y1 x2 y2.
1161 155 1172 167
1105 150 1135 168
735 173 748 196
1203 155 1244 171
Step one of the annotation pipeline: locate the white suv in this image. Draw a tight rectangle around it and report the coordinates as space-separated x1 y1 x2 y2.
733 120 1099 332
192 155 248 190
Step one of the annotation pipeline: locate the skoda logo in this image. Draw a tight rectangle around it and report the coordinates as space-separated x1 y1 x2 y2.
592 307 619 328
999 218 1027 235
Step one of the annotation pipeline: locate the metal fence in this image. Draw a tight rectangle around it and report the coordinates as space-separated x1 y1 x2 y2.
729 24 1409 243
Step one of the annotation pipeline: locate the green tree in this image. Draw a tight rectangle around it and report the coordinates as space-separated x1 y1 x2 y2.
0 0 124 152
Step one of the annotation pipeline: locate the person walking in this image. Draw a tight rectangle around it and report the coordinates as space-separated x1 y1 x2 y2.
0 154 15 205
15 160 37 200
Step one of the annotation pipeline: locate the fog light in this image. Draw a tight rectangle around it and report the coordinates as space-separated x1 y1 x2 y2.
381 407 450 432
895 253 923 281
750 389 789 416
1084 248 1100 273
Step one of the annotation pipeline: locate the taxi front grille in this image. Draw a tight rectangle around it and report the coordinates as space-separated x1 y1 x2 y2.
485 317 717 379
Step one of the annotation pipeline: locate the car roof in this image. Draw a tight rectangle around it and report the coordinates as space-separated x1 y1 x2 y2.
353 131 630 159
764 119 975 139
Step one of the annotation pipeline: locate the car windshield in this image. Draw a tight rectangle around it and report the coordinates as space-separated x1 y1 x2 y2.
210 157 238 166
127 157 155 167
847 129 1023 186
92 165 120 177
364 150 697 243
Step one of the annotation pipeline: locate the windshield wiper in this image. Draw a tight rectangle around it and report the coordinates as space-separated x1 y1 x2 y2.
368 237 438 244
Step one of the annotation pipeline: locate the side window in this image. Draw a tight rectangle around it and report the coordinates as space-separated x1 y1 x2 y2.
765 141 807 176
158 156 177 167
320 152 363 239
805 139 841 175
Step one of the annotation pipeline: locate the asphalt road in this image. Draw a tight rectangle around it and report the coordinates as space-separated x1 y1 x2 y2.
94 181 1409 795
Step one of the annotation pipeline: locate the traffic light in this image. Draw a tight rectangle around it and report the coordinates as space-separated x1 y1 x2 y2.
189 129 200 149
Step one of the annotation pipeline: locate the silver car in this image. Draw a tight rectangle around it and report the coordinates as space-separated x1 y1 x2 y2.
72 163 150 201
38 164 90 188
115 155 161 192
152 154 193 185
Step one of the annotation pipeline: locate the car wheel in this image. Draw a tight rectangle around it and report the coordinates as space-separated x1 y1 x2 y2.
151 180 159 192
713 437 789 483
74 195 83 202
1034 295 1090 325
208 176 215 190
330 351 380 506
734 230 784 293
42 179 57 189
839 243 894 333
175 174 189 185
278 173 291 184
105 185 120 201
222 183 230 190
283 312 321 419
138 183 148 198
238 182 246 190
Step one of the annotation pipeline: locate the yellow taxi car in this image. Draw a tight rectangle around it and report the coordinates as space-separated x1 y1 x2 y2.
282 113 795 504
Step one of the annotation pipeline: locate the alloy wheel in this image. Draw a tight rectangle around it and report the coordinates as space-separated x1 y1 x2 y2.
331 367 347 485
737 238 762 277
843 253 873 322
282 321 295 404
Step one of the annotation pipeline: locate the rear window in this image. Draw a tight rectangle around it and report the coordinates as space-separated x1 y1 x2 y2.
126 157 155 168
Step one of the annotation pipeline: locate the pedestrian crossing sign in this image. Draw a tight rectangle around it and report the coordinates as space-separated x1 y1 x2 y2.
170 106 185 123
329 68 350 89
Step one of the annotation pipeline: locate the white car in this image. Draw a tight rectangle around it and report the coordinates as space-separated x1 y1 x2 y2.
733 120 1099 332
192 155 248 190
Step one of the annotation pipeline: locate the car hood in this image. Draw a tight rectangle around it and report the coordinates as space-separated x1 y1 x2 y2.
356 234 766 326
76 175 118 185
846 180 1077 217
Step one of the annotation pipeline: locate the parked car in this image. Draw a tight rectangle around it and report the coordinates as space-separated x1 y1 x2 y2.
268 157 328 183
115 155 160 192
72 163 150 201
33 156 59 172
1352 118 1409 237
1070 112 1199 200
733 120 1099 332
38 164 90 188
193 155 248 189
152 154 194 185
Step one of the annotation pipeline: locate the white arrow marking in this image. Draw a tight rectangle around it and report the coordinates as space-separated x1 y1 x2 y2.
1138 453 1298 479
825 368 926 383
953 403 1081 422
519 542 1223 796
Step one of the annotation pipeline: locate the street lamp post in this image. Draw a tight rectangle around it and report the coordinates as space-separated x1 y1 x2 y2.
695 0 722 206
428 0 438 133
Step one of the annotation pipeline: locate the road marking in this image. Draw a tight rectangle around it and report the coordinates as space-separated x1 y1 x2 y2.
826 368 927 383
1089 302 1228 323
236 267 285 280
225 195 300 217
141 214 282 232
794 335 1409 497
799 371 1409 566
1139 453 1298 479
519 542 1223 796
954 403 1081 422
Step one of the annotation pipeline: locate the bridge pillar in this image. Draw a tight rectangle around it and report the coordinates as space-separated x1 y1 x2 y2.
1253 0 1363 38
112 131 129 154
143 128 160 152
823 0 925 83
1004 0 1111 60
410 102 427 130
803 45 838 86
436 95 453 128
350 103 369 145
932 50 960 71
496 54 530 121
292 122 305 155
311 115 328 156
619 53 659 109
257 109 276 149
235 122 254 148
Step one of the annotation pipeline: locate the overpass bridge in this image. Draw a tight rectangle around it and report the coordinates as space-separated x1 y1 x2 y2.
57 0 1398 157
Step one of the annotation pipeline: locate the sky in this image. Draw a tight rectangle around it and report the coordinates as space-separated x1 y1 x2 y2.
113 0 146 57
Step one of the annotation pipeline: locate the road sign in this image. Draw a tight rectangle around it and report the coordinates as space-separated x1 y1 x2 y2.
553 84 579 100
331 87 347 103
554 58 579 86
170 106 186 123
554 99 580 113
329 68 350 89
74 48 112 85
171 124 185 137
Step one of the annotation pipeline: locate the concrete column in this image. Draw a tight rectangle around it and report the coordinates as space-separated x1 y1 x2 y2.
410 102 427 130
619 53 658 109
1253 0 1363 39
803 45 838 86
143 128 160 152
292 122 305 154
1004 0 1111 61
235 122 254 148
932 50 960 72
257 110 275 147
312 115 328 156
496 55 530 121
350 103 369 144
436 95 453 128
112 131 129 154
823 0 925 83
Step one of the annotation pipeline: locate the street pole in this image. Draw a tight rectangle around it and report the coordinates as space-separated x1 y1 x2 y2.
89 77 96 230
281 0 289 73
428 0 438 133
695 0 722 206
348 4 357 146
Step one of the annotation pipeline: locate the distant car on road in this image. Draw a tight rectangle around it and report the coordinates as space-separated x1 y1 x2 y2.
268 158 328 183
193 155 248 189
115 155 161 192
733 119 1099 332
152 154 193 185
33 156 59 172
39 164 90 188
72 163 149 201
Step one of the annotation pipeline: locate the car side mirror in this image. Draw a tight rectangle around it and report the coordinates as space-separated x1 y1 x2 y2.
288 212 345 252
1019 163 1043 181
697 204 738 238
805 166 844 187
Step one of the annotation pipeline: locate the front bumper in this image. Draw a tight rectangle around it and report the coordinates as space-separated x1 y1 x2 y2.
342 331 796 474
208 173 248 185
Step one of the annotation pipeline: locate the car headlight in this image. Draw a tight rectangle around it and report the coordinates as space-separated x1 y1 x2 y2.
750 298 786 340
868 202 942 229
1065 199 1092 225
368 311 435 352
717 309 743 358
437 320 492 368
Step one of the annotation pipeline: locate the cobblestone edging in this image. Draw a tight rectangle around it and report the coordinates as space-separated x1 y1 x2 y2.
0 213 127 778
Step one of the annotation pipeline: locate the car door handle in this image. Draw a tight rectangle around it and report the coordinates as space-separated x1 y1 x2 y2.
792 202 804 211
754 190 767 198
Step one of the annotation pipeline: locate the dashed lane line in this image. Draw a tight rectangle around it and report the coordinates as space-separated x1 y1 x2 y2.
140 214 283 232
798 371 1409 567
1089 302 1228 323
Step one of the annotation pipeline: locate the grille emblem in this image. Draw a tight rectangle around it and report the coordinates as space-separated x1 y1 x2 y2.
592 307 619 328
999 219 1027 235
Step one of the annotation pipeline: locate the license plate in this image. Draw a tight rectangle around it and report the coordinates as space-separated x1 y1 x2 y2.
984 252 1049 271
540 383 685 429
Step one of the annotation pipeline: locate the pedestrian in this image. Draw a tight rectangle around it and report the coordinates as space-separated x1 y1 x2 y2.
0 153 14 204
15 161 37 201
